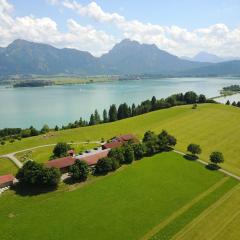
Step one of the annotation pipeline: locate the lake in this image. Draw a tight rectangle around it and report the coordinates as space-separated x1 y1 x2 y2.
1 77 240 129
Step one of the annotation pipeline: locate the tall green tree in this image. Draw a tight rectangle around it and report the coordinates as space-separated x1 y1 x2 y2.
94 109 101 124
187 144 202 157
53 142 71 158
184 91 198 104
210 152 224 165
103 109 108 123
109 104 118 122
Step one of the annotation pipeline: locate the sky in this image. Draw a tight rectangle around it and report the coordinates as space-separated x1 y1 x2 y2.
1 0 240 57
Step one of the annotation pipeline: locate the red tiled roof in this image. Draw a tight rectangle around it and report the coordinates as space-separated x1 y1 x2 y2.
79 149 110 166
102 141 123 149
45 157 76 169
0 174 14 185
119 134 136 142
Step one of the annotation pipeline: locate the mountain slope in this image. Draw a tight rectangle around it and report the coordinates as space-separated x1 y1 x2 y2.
100 39 208 74
182 51 240 63
182 60 240 76
0 39 103 75
1 39 239 76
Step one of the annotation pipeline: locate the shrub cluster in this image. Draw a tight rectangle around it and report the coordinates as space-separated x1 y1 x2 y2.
16 161 61 187
95 130 177 175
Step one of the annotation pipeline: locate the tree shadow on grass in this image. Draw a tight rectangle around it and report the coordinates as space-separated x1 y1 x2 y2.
184 154 198 161
12 183 57 197
205 163 220 171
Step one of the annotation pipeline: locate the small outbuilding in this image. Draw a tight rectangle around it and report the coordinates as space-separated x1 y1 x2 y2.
0 174 15 188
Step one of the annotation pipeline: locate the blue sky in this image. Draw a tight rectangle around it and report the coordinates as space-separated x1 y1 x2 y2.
1 0 240 57
11 0 240 29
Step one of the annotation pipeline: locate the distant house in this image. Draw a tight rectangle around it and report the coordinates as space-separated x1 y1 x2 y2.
45 149 110 173
102 134 137 150
0 174 15 188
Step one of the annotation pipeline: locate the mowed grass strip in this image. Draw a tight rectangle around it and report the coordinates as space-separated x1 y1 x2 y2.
150 177 238 240
0 104 240 175
172 184 240 240
0 157 18 175
141 176 230 240
0 152 224 240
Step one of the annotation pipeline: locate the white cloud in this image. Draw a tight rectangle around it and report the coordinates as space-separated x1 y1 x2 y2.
62 0 240 57
0 0 116 56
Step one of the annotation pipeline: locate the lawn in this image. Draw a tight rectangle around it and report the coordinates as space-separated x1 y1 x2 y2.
15 143 99 164
0 103 240 175
0 152 237 240
0 157 18 175
172 184 240 240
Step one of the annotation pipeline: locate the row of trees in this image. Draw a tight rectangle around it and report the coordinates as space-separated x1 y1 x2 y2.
63 130 177 182
0 124 51 145
226 100 240 108
0 91 210 143
94 130 177 175
61 91 209 129
187 143 224 168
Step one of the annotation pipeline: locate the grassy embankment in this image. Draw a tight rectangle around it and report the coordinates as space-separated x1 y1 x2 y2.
0 103 240 175
0 152 238 240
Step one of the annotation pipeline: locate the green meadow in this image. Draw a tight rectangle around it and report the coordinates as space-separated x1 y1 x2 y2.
1 103 240 175
0 152 237 240
0 158 18 175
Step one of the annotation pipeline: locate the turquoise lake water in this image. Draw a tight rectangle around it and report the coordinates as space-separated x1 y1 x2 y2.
1 77 240 129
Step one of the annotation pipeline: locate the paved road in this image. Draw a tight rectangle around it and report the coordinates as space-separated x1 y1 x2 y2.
0 141 102 169
173 150 240 181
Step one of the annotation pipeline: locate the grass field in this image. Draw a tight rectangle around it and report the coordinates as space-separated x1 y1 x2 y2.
0 157 18 175
1 151 237 240
172 185 240 240
15 143 98 164
0 103 240 175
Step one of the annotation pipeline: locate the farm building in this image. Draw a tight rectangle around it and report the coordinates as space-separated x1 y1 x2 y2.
102 134 138 150
45 157 76 173
45 149 110 173
0 174 15 188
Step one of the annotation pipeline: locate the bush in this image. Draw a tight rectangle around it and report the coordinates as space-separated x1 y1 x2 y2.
95 157 116 174
53 142 71 158
1 141 5 145
132 143 146 160
108 148 124 164
16 161 60 187
123 145 135 164
69 160 89 182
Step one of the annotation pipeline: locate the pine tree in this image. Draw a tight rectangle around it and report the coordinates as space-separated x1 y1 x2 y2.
103 109 108 123
109 104 118 122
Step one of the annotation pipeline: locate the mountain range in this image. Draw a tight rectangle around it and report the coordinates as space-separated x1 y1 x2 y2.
182 51 240 63
0 39 240 77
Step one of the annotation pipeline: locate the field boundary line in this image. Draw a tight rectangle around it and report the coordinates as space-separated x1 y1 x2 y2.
140 176 230 240
172 183 240 240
